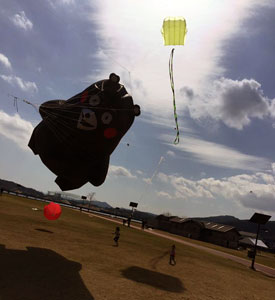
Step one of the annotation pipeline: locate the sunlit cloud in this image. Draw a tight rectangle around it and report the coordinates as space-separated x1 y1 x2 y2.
108 165 136 178
143 177 152 184
11 11 33 31
181 77 273 130
0 53 12 69
0 111 33 151
166 150 175 157
157 171 275 212
157 191 173 199
47 0 76 10
136 170 144 176
0 75 38 93
162 134 270 171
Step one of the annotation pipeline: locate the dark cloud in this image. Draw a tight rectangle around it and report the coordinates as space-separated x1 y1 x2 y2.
180 86 194 99
216 78 269 129
180 78 273 130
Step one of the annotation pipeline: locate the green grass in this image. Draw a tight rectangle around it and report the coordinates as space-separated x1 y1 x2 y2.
0 194 274 300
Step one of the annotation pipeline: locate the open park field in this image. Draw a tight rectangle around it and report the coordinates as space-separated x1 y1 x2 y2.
0 194 274 300
149 228 275 270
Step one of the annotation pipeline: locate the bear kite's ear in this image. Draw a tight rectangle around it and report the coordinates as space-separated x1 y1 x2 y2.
109 73 120 83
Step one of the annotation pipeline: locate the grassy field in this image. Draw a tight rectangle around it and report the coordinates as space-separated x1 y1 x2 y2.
149 228 275 269
0 194 274 300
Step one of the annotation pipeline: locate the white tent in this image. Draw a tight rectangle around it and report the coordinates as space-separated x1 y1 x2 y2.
239 237 268 249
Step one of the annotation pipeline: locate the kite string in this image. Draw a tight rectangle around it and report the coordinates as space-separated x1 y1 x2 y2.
8 93 137 115
138 156 165 203
8 94 18 112
169 48 180 144
98 46 134 95
8 94 39 112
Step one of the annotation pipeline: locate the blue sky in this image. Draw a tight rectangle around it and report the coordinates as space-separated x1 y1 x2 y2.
1 0 275 220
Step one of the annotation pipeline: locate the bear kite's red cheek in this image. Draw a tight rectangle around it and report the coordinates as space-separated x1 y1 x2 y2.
104 128 117 138
80 90 88 103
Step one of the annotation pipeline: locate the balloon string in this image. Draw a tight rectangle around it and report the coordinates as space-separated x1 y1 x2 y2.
169 48 180 144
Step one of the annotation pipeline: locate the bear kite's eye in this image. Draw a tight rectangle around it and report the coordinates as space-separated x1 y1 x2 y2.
89 94 101 106
101 112 112 124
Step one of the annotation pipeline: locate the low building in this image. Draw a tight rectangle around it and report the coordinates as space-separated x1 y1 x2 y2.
200 222 241 248
155 215 176 231
169 218 203 239
153 215 241 249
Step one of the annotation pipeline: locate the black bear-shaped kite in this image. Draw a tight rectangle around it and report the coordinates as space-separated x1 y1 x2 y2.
29 73 140 191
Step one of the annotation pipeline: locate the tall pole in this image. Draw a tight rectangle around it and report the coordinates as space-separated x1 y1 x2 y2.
251 223 260 270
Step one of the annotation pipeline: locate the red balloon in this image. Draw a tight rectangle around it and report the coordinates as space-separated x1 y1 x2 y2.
44 202 62 220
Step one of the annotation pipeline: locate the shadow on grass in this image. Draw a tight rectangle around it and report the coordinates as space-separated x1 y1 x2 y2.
0 244 94 300
121 266 185 293
35 228 54 234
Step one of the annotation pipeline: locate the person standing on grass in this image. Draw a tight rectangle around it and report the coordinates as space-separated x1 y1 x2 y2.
113 226 120 246
141 220 146 230
169 245 176 265
127 217 131 227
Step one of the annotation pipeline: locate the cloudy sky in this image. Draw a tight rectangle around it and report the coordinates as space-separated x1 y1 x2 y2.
1 0 275 220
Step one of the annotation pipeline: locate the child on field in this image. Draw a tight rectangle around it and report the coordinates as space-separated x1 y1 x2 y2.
169 244 176 265
113 226 120 246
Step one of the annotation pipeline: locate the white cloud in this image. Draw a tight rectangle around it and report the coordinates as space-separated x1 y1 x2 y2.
60 0 75 4
143 177 152 184
156 171 275 212
181 78 272 130
157 191 173 199
239 191 275 213
199 174 275 213
11 11 33 31
0 111 34 151
136 170 144 176
0 75 38 93
0 53 12 69
162 134 270 172
47 0 75 9
157 172 169 183
108 165 136 178
166 150 175 157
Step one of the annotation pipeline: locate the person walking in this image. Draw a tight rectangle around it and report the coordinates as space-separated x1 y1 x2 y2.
113 226 120 247
169 245 176 265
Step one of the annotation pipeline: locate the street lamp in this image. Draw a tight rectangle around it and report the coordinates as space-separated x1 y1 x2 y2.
129 202 138 217
249 212 271 270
